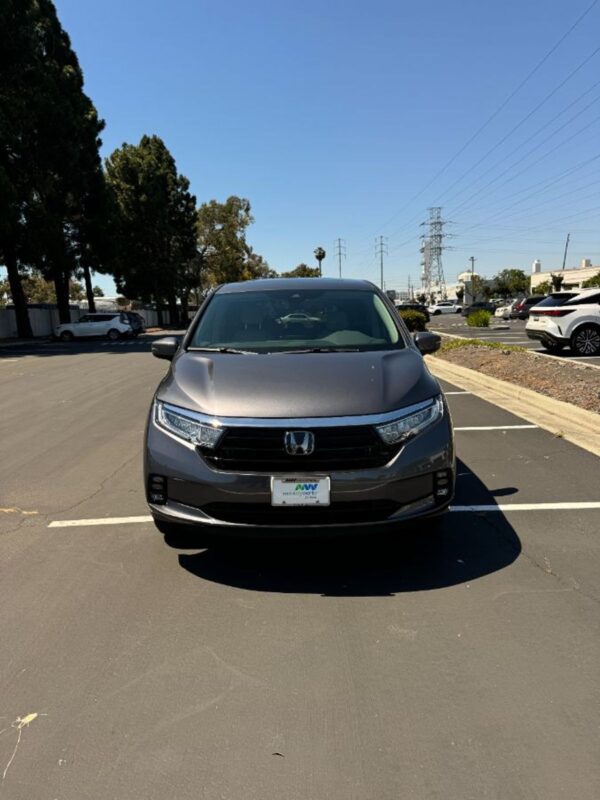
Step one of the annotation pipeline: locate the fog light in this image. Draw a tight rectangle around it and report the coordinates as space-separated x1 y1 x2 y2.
149 474 167 505
434 470 452 500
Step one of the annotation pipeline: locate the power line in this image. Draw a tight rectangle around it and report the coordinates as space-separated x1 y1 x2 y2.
446 88 600 215
365 0 600 238
434 43 600 205
449 111 600 217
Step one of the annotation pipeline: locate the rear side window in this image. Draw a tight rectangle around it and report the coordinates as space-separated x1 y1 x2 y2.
565 293 600 305
533 293 578 308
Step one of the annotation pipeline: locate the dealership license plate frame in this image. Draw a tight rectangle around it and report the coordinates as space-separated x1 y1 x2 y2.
271 477 331 506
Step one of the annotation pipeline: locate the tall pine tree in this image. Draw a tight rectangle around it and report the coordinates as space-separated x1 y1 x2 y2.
0 0 106 330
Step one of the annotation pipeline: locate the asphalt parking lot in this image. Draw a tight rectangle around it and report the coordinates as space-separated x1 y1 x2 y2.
1 339 599 799
430 312 600 366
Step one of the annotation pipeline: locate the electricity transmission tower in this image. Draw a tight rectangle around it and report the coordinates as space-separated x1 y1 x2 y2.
334 238 346 278
375 236 388 289
420 207 450 299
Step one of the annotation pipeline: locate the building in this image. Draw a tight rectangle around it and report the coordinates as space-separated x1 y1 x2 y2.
530 258 599 291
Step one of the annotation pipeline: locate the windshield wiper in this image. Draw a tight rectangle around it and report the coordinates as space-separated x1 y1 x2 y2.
279 347 361 353
189 347 257 355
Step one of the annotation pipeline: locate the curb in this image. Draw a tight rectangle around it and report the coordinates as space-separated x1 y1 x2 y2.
426 356 600 458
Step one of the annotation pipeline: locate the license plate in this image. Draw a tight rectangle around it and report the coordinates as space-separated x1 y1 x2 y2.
271 477 330 506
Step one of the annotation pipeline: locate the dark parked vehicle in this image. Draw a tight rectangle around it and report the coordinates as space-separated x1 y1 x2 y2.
510 296 544 320
126 311 146 335
145 278 455 537
395 302 430 322
461 301 496 316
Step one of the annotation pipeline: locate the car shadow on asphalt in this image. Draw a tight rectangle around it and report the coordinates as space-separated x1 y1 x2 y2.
168 459 522 596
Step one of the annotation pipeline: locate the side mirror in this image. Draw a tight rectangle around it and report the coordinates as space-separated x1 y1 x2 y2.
151 336 179 361
414 331 441 354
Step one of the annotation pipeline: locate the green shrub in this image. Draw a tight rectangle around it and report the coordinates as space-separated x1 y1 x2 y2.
438 337 525 353
399 310 427 332
466 310 492 328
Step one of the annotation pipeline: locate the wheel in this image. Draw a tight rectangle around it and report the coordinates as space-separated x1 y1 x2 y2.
107 328 120 341
571 325 600 356
59 330 74 342
542 342 564 354
433 310 441 315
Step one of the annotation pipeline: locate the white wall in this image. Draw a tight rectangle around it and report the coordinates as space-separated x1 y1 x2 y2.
0 307 82 339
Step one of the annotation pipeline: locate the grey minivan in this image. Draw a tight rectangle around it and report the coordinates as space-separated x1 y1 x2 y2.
144 278 455 535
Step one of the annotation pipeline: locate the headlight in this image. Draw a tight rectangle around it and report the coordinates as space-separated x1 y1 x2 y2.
155 401 224 448
376 396 443 445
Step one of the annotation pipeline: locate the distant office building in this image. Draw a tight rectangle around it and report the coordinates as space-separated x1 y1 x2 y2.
530 258 599 291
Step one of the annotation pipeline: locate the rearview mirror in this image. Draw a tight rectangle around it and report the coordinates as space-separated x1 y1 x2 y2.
151 336 179 361
413 331 441 354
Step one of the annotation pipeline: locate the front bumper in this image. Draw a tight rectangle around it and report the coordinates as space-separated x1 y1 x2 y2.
144 408 455 531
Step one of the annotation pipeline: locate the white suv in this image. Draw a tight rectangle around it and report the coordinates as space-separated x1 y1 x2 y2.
526 288 600 355
429 300 461 315
55 312 133 342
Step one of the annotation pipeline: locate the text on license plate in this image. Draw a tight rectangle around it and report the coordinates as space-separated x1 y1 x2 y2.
271 477 331 506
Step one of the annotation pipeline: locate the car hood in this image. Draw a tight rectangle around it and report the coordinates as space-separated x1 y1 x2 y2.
157 348 440 419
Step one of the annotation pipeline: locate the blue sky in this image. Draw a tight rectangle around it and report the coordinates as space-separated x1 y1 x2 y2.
52 0 600 292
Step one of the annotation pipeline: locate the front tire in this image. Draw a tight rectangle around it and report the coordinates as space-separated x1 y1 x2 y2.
59 330 74 342
571 325 600 356
107 328 120 342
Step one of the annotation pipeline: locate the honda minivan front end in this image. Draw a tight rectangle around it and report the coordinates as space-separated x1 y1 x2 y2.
144 278 454 534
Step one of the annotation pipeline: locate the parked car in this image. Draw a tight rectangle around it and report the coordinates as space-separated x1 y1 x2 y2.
526 288 600 355
395 302 430 322
55 312 134 341
494 300 518 319
510 296 544 320
145 278 455 537
429 300 461 315
126 311 146 335
461 301 496 317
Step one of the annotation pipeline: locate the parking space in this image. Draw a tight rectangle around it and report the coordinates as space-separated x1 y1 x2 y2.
431 314 600 366
1 351 599 799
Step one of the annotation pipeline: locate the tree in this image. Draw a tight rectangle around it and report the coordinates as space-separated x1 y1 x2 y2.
533 280 551 295
550 273 564 291
492 269 529 298
194 196 270 291
314 247 326 276
469 275 486 300
1 273 85 303
280 264 320 278
92 285 105 296
416 293 427 305
105 135 197 324
582 271 600 288
455 287 464 302
0 0 108 329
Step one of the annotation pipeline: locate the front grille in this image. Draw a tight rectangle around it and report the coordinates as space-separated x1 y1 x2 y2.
202 500 402 526
200 425 401 472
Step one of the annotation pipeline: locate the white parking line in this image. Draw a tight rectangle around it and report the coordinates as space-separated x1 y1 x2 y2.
48 515 152 527
444 391 471 395
451 502 600 512
454 425 538 431
47 501 600 528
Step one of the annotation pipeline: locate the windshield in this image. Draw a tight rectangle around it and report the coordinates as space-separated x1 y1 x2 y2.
188 288 403 353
